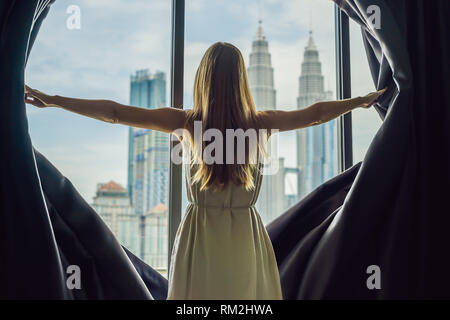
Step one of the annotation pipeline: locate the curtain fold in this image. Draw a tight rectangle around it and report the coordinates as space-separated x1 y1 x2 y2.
267 0 450 299
0 0 66 299
267 162 361 299
0 0 166 300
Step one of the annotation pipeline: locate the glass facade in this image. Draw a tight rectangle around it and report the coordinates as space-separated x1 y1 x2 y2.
128 70 170 275
128 70 168 213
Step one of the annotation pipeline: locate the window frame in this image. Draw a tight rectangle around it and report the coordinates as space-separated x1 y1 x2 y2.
168 0 185 270
335 4 353 172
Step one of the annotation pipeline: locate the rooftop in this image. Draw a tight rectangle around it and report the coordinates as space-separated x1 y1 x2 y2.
148 203 168 214
98 180 126 192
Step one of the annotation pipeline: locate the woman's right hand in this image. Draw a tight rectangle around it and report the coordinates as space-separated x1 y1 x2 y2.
24 85 54 108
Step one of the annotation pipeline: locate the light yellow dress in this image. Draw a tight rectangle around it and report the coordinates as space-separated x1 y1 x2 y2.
167 159 283 300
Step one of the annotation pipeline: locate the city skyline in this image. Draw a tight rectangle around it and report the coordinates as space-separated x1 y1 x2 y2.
25 0 379 203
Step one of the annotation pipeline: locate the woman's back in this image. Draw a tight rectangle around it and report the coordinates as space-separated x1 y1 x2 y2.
184 161 263 210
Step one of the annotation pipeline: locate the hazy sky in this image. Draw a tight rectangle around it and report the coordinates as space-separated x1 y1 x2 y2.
26 0 381 201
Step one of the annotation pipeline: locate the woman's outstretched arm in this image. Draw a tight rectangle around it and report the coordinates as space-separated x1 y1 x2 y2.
257 88 386 133
24 85 186 134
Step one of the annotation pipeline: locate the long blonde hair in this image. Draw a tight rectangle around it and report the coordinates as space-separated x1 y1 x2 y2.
184 42 268 191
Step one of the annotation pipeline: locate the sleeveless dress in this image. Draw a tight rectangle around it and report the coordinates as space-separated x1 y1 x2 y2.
167 157 283 300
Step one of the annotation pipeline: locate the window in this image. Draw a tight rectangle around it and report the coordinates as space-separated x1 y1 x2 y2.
27 0 371 277
26 0 171 278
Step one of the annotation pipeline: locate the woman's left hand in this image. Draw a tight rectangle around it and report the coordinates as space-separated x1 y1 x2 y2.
360 87 387 108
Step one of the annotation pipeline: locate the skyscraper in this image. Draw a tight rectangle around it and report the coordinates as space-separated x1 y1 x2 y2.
91 181 139 255
297 31 336 197
247 21 286 224
128 69 168 213
247 20 276 110
128 69 168 258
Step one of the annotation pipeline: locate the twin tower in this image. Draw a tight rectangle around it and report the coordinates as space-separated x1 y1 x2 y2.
247 21 336 223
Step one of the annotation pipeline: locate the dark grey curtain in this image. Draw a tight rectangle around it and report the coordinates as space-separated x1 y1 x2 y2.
267 0 450 299
0 0 166 300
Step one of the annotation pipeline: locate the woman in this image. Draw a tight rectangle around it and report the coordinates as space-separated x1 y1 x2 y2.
25 42 385 300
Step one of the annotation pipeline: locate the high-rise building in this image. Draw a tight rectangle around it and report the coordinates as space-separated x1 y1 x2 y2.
297 31 336 198
128 69 168 258
142 203 168 277
247 21 276 110
91 181 139 255
247 21 286 224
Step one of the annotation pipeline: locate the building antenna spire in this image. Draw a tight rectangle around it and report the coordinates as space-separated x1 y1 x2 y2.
258 0 262 24
255 0 265 41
